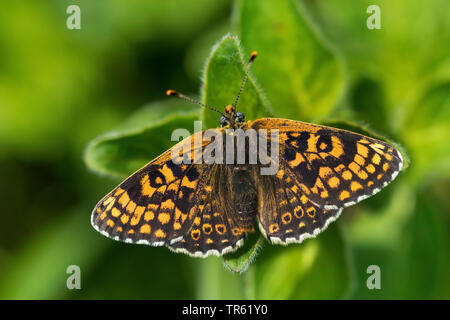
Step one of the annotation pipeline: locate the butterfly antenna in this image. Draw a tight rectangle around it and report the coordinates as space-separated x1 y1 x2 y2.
166 90 225 117
233 51 258 109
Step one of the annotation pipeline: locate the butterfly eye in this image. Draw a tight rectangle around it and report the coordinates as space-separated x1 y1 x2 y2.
235 112 245 123
219 116 229 127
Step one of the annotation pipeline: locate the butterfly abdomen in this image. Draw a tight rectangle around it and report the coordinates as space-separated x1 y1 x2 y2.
230 166 258 232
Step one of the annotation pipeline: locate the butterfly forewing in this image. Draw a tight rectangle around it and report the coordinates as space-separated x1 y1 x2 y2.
91 129 251 257
252 118 403 210
92 132 211 245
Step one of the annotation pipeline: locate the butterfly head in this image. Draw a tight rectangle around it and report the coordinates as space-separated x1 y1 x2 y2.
166 51 256 129
219 105 245 128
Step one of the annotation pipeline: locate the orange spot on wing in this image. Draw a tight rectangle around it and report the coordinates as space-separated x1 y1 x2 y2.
155 229 166 238
327 176 340 188
140 224 151 234
366 164 376 173
158 213 170 224
342 170 353 180
294 206 304 218
307 207 316 217
126 201 136 214
159 164 176 183
358 170 369 180
191 229 200 240
339 190 350 201
329 144 344 158
114 188 125 196
118 192 130 208
215 224 226 234
300 195 308 204
371 143 386 154
357 143 369 158
120 214 129 225
281 212 292 224
354 154 365 166
131 206 145 226
269 224 279 233
288 152 305 167
350 181 363 192
319 166 333 178
202 224 212 234
372 153 381 165
181 176 198 189
161 199 175 211
144 210 155 221
111 207 121 218
348 162 361 174
141 175 156 198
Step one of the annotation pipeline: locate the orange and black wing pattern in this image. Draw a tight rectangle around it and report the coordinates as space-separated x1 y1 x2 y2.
91 130 246 257
252 118 403 244
168 165 249 257
257 172 342 244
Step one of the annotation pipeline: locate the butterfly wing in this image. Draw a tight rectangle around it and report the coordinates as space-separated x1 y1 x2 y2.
91 130 245 257
252 118 403 210
168 165 248 257
256 173 342 244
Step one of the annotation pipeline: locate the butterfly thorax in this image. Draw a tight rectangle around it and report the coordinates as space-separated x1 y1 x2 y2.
219 105 247 129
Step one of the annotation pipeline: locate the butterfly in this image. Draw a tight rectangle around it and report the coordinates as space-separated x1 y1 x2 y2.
91 51 403 257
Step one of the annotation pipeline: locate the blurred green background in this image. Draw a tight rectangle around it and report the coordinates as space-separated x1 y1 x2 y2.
0 0 449 299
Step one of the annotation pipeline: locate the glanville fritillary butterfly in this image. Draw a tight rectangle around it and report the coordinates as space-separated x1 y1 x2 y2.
91 52 403 257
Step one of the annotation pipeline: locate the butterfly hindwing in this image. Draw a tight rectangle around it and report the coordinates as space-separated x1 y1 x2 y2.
169 164 253 256
167 183 247 257
256 170 342 244
252 118 403 210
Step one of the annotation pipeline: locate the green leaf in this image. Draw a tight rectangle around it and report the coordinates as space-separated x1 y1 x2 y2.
84 99 200 178
246 224 354 299
195 257 246 299
222 229 264 273
350 77 389 134
201 34 273 129
0 210 108 299
304 0 450 129
403 83 450 182
234 0 345 120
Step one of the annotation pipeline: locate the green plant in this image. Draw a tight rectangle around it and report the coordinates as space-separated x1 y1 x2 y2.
83 0 437 300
